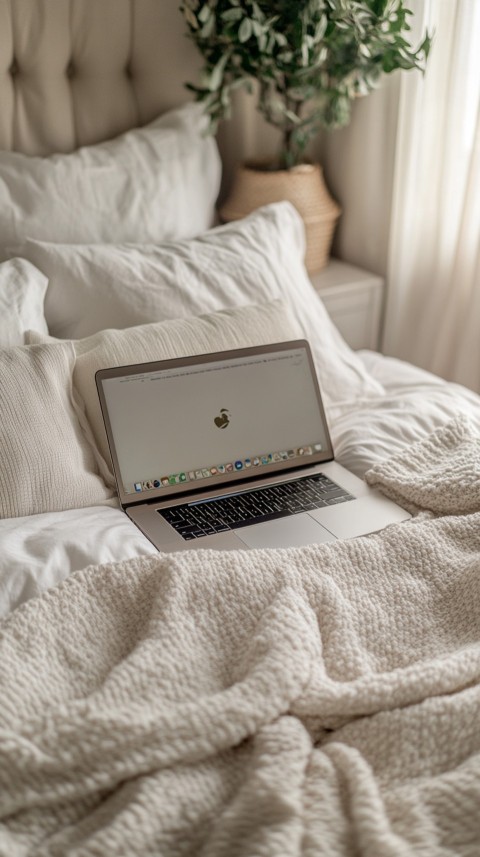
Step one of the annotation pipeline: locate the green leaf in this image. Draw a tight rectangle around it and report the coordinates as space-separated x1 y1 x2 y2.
208 50 231 90
200 13 215 37
420 32 433 59
238 17 253 42
251 1 264 22
266 31 276 53
183 6 199 28
315 14 328 41
221 8 243 22
257 32 267 52
197 4 211 23
285 109 301 124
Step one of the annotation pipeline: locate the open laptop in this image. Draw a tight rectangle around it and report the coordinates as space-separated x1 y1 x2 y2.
96 340 410 552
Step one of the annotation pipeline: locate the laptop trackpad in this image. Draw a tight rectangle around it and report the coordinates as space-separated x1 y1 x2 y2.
235 515 336 550
310 494 410 539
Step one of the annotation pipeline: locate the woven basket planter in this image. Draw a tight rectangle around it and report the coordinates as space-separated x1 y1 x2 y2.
220 163 341 273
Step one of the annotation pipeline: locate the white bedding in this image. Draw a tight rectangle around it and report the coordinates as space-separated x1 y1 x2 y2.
0 504 156 618
331 350 480 476
1 47 478 855
2 350 479 618
1 417 479 855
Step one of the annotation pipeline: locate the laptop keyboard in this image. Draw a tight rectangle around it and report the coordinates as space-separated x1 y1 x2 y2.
159 473 355 540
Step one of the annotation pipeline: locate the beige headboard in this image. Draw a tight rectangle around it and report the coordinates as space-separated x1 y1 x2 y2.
0 0 282 203
0 0 203 155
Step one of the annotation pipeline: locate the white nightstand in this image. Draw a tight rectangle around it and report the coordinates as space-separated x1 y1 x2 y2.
310 259 384 351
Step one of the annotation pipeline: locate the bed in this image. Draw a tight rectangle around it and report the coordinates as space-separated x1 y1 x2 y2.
1 3 480 855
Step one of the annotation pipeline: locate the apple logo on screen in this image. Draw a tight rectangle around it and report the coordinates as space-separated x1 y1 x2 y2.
214 408 230 429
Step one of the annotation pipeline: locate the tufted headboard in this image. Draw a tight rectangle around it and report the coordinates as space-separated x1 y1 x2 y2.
0 0 202 155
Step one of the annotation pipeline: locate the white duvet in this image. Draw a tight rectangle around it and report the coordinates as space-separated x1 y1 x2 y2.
2 350 480 619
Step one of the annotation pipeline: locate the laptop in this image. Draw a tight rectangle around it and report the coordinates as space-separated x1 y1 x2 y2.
96 340 410 552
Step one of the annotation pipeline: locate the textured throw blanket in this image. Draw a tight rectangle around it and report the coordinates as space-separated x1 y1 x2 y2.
1 416 479 856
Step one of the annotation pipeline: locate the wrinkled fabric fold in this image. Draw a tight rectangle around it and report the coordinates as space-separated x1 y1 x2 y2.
0 417 479 855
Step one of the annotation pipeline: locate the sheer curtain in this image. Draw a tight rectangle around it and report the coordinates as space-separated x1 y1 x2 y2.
382 0 480 393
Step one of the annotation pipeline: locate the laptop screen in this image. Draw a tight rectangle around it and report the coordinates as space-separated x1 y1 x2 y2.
97 341 333 503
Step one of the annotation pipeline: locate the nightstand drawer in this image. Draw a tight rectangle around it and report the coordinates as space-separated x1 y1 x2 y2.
310 260 384 351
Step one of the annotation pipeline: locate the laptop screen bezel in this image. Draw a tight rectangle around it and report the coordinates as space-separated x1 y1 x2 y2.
95 339 335 509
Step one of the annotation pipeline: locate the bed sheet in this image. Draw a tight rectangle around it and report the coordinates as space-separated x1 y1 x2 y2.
331 350 480 477
1 351 479 618
0 504 156 618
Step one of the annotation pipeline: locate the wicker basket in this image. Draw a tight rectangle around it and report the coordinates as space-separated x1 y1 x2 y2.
220 163 341 273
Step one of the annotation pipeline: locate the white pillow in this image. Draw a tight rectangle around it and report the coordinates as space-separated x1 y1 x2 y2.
28 301 301 479
0 258 48 346
0 343 113 518
22 203 384 410
0 103 221 254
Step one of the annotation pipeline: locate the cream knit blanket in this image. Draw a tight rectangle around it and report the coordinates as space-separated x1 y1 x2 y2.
0 416 479 856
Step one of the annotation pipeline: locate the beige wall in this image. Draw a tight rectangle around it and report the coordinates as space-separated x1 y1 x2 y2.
319 76 400 279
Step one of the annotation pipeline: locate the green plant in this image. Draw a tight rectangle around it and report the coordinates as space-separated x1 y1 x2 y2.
180 0 431 168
